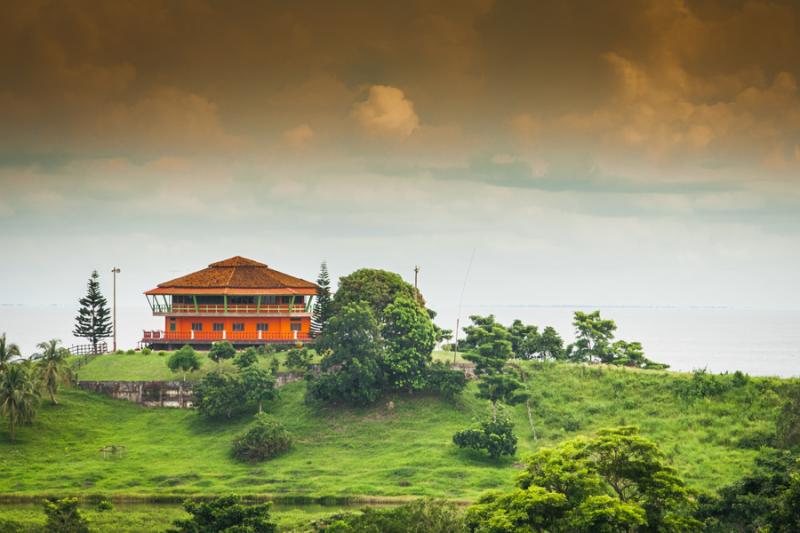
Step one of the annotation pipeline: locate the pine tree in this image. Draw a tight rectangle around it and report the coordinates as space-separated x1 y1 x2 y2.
73 270 112 353
311 261 332 335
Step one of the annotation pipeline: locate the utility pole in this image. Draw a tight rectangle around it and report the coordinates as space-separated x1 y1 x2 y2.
413 265 420 302
111 267 121 352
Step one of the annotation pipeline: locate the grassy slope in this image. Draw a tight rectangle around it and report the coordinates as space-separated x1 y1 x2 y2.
74 350 470 381
0 360 787 502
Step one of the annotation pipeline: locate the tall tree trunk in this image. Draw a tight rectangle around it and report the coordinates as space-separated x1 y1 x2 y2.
258 400 263 414
526 399 537 440
49 387 58 405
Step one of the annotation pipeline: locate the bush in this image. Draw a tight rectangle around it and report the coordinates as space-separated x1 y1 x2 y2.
126 349 135 355
232 414 292 462
158 351 166 356
169 495 276 532
309 499 464 532
96 498 113 512
234 347 258 368
43 497 90 533
453 413 517 459
673 369 732 401
141 347 152 355
285 347 313 372
423 361 467 399
194 368 277 418
209 341 236 363
256 344 276 356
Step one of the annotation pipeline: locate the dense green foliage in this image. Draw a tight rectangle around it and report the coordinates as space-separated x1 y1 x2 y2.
332 268 421 322
233 347 259 369
382 295 436 391
776 383 800 449
32 338 71 404
194 367 277 418
0 333 21 370
168 495 276 533
312 260 333 335
453 412 518 459
43 497 90 533
312 499 464 533
285 347 313 372
422 361 468 399
232 414 292 462
466 427 702 532
696 448 800 532
72 270 112 353
309 302 385 405
0 361 39 441
168 345 201 381
209 341 236 364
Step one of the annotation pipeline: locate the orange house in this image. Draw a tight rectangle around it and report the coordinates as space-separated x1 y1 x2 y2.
141 256 319 349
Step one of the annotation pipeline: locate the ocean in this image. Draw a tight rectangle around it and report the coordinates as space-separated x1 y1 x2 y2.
1 305 798 377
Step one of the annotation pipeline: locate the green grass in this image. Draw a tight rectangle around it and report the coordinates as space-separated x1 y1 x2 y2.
1 361 788 504
0 502 347 532
73 350 322 381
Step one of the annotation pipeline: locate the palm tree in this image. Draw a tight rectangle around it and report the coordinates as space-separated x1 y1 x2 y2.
33 339 71 405
0 362 39 441
0 333 21 371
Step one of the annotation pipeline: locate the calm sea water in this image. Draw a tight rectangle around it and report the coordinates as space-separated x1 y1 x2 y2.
1 305 798 377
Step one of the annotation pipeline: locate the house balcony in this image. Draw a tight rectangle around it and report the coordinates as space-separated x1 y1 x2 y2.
149 303 309 317
141 329 313 344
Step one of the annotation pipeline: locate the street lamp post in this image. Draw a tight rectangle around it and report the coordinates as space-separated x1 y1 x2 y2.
111 267 121 352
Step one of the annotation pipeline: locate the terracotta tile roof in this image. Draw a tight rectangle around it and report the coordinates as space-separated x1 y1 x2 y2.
154 256 319 290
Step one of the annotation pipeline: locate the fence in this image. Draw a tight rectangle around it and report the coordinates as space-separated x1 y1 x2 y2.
68 342 108 356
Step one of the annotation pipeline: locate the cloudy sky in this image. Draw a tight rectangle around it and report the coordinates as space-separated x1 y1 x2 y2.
1 0 799 315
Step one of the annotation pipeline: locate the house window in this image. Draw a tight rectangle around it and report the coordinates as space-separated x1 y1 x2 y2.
290 319 302 332
213 323 224 331
232 323 244 331
191 322 203 331
169 322 176 332
256 323 269 331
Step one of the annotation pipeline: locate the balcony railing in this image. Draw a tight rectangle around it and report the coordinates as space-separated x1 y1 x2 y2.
150 303 308 316
142 330 311 342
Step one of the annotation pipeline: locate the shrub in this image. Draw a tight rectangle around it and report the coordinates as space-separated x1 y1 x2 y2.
256 344 276 356
96 498 113 512
43 497 90 533
673 369 732 401
232 414 292 462
209 341 236 364
115 349 124 355
169 495 276 532
167 345 201 381
309 499 465 532
285 347 313 372
423 361 467 399
233 347 258 368
141 347 152 355
194 371 246 418
158 351 166 356
453 413 517 459
126 349 135 355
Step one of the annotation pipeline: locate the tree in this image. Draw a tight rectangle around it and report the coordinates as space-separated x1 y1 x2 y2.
167 345 201 382
695 449 799 532
33 339 71 405
332 268 421 323
168 495 276 533
72 270 112 354
307 302 385 405
209 340 236 364
776 383 800 449
0 333 21 371
453 411 517 459
285 347 313 372
462 315 524 420
507 319 540 359
0 362 39 441
233 347 259 369
193 371 245 419
423 361 467 399
43 497 90 533
232 414 292 462
467 427 702 532
538 326 566 361
311 260 333 335
570 310 618 363
241 366 278 414
382 294 436 391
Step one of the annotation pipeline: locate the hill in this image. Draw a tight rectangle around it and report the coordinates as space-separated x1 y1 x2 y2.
0 359 786 502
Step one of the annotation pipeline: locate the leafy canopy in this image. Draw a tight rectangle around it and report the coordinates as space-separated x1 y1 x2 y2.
73 270 112 352
168 495 276 533
382 294 436 391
